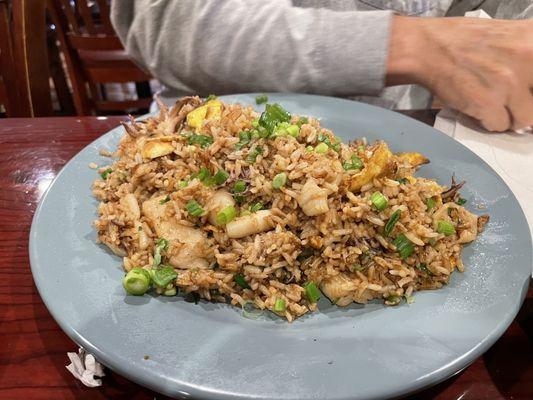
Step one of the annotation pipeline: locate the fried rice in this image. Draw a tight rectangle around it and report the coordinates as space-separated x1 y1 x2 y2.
92 96 489 321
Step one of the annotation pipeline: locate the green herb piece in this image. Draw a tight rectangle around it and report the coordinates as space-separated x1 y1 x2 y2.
317 134 341 152
216 205 237 225
456 197 467 206
351 263 366 272
186 200 205 217
426 197 436 211
393 234 414 259
286 124 300 138
370 191 388 211
159 195 170 205
152 266 178 287
152 238 169 268
397 178 408 184
205 94 217 101
296 117 309 127
122 268 151 296
415 263 432 275
255 94 269 104
273 298 286 313
315 142 329 154
235 130 252 150
386 295 402 304
258 103 291 135
304 282 321 303
213 169 230 185
305 145 313 152
187 134 213 148
272 172 288 189
100 168 112 180
163 287 177 296
250 202 263 213
246 146 263 163
384 210 401 237
234 273 250 289
233 180 247 193
437 220 456 236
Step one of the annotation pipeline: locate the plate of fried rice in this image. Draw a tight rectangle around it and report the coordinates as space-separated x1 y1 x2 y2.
30 93 531 400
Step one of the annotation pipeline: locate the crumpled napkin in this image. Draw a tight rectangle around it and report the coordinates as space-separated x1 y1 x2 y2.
66 348 105 387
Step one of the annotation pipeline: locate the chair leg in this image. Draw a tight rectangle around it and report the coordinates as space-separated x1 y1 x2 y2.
135 81 152 99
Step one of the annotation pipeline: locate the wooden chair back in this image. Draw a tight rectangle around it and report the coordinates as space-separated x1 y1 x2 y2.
0 0 53 117
47 0 153 115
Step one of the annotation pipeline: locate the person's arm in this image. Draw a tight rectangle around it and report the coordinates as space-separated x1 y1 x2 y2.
110 0 392 96
387 16 533 131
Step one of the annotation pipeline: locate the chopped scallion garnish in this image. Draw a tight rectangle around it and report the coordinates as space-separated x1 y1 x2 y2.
187 134 213 148
100 168 112 180
186 200 204 217
205 94 217 101
234 273 250 289
437 220 456 236
152 266 178 288
456 198 467 206
393 234 414 259
246 146 263 163
213 169 229 185
315 142 329 154
304 282 321 303
370 191 388 211
216 205 237 225
233 180 247 193
273 298 286 313
178 180 188 188
272 172 287 189
384 210 401 236
415 263 431 275
159 195 170 205
242 301 263 319
250 202 263 213
255 94 268 105
426 197 436 211
122 268 151 296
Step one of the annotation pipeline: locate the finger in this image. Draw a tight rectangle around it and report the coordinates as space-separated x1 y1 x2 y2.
507 87 533 130
478 105 511 132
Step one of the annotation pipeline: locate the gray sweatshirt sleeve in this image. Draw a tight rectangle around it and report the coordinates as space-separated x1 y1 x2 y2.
110 0 393 96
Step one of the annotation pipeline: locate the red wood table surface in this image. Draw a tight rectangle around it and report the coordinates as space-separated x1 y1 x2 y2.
0 114 531 400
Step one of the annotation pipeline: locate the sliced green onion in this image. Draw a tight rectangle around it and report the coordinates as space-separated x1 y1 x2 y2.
393 234 414 259
305 145 313 152
178 180 188 188
152 266 178 287
304 282 321 303
456 198 467 206
242 301 263 319
196 167 211 182
315 142 329 154
406 296 415 304
163 287 177 296
426 197 436 211
123 268 151 296
216 205 237 225
386 295 402 304
415 263 431 275
397 178 408 184
251 120 259 128
273 298 286 313
100 168 112 180
235 130 252 150
233 180 247 193
258 103 291 135
250 202 263 213
437 220 456 236
255 94 268 105
205 94 217 101
317 134 341 152
370 191 388 211
153 238 168 268
159 195 170 205
240 209 252 217
186 200 204 217
187 134 213 148
296 117 309 127
350 263 366 272
213 169 230 185
384 210 401 237
234 194 245 205
272 172 287 189
234 273 250 289
286 124 300 138
246 146 263 163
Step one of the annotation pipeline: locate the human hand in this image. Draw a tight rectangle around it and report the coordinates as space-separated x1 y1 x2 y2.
387 16 533 132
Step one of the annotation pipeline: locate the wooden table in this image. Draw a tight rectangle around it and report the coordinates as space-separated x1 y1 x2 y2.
1 113 531 400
